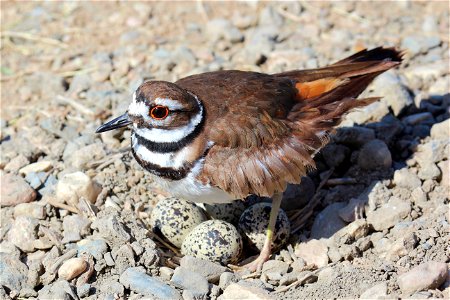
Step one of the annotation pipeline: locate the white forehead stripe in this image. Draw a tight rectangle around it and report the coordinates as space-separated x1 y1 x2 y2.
154 98 184 110
128 101 150 120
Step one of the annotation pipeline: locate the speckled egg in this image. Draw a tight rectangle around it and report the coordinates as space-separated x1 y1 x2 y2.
150 198 207 247
181 220 243 265
238 203 290 251
203 201 246 225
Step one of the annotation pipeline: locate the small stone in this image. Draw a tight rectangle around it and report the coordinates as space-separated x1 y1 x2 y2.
373 72 413 116
221 283 271 300
386 233 418 262
112 244 136 275
393 169 422 190
19 161 53 175
294 239 329 268
333 127 375 147
338 197 366 223
281 176 315 211
366 197 411 231
206 19 244 43
4 155 29 172
397 261 448 295
120 267 182 299
360 282 388 299
262 260 289 278
13 202 46 219
58 257 88 280
68 143 106 170
179 255 227 283
334 219 370 244
219 272 240 290
1 173 37 207
159 266 174 281
358 139 392 170
38 280 77 300
91 214 131 244
417 162 441 181
56 172 101 207
104 252 114 266
311 202 347 239
7 216 38 252
430 119 449 140
411 187 427 204
62 215 91 243
77 239 108 260
437 161 449 187
402 112 434 125
322 144 350 168
77 283 91 298
415 140 449 164
171 267 209 296
0 253 28 293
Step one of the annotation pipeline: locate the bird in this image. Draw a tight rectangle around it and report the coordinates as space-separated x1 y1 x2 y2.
96 47 403 271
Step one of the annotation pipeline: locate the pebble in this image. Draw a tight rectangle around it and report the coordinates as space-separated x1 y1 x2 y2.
430 119 449 140
357 139 392 170
150 198 207 247
0 253 28 293
159 266 174 281
18 160 53 176
206 18 244 43
415 140 449 164
385 232 418 261
77 283 91 298
77 238 109 261
294 239 329 268
7 216 39 252
334 219 371 244
338 197 366 222
281 176 315 211
221 283 272 300
333 127 375 147
393 168 422 190
58 257 88 280
179 255 227 284
417 162 441 181
55 171 101 206
366 197 411 231
321 144 350 168
0 173 37 207
437 161 449 187
4 154 29 172
119 267 182 299
402 112 434 126
13 202 46 219
171 267 209 297
310 202 347 240
219 272 240 290
182 220 242 265
360 282 388 299
38 280 77 300
239 203 290 251
397 261 448 295
68 143 106 170
25 172 46 189
62 215 91 243
373 72 413 116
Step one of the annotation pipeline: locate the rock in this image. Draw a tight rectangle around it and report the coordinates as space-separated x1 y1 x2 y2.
402 112 434 125
311 202 347 239
13 202 46 219
62 215 91 243
68 143 106 170
281 177 315 211
92 214 131 245
77 283 91 298
259 5 284 27
373 72 413 116
386 232 418 261
77 238 108 260
58 257 88 280
25 172 46 189
417 162 441 180
179 255 227 283
171 267 209 296
7 216 39 252
0 253 28 293
4 154 29 172
321 144 350 168
206 19 244 43
112 244 136 274
401 35 441 56
120 267 181 299
1 173 37 207
334 219 371 244
360 282 388 299
159 267 174 281
221 283 271 300
294 239 329 268
219 272 240 290
358 139 392 170
437 161 449 187
366 197 411 231
55 172 101 207
338 197 366 223
38 280 77 300
430 119 449 140
415 140 449 165
333 127 375 148
262 260 289 281
19 161 53 176
397 261 448 295
393 168 422 190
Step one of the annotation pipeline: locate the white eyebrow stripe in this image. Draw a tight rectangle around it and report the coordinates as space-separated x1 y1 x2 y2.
154 98 184 110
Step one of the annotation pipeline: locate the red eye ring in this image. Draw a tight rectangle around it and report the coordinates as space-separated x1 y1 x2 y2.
150 105 169 120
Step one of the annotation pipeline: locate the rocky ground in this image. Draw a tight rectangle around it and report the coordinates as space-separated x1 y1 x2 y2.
1 1 449 299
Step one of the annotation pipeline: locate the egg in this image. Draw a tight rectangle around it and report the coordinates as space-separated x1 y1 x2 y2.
238 203 290 251
181 220 243 265
150 198 207 247
203 201 246 225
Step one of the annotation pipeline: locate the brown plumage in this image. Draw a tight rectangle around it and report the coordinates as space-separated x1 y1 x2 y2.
174 47 403 198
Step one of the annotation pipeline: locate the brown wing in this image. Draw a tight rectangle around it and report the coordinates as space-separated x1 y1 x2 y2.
177 47 403 199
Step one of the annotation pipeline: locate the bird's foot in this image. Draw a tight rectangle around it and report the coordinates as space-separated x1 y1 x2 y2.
230 247 271 273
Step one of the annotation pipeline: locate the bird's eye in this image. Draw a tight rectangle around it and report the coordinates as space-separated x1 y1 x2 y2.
150 105 169 120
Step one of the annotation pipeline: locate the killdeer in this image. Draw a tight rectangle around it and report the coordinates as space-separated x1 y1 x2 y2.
97 47 402 271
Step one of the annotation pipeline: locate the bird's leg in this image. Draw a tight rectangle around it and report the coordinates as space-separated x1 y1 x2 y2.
241 192 283 272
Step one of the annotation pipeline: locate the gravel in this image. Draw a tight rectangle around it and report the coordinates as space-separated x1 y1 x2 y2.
1 2 448 299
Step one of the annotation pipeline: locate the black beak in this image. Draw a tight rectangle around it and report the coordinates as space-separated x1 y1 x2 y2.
96 113 132 133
